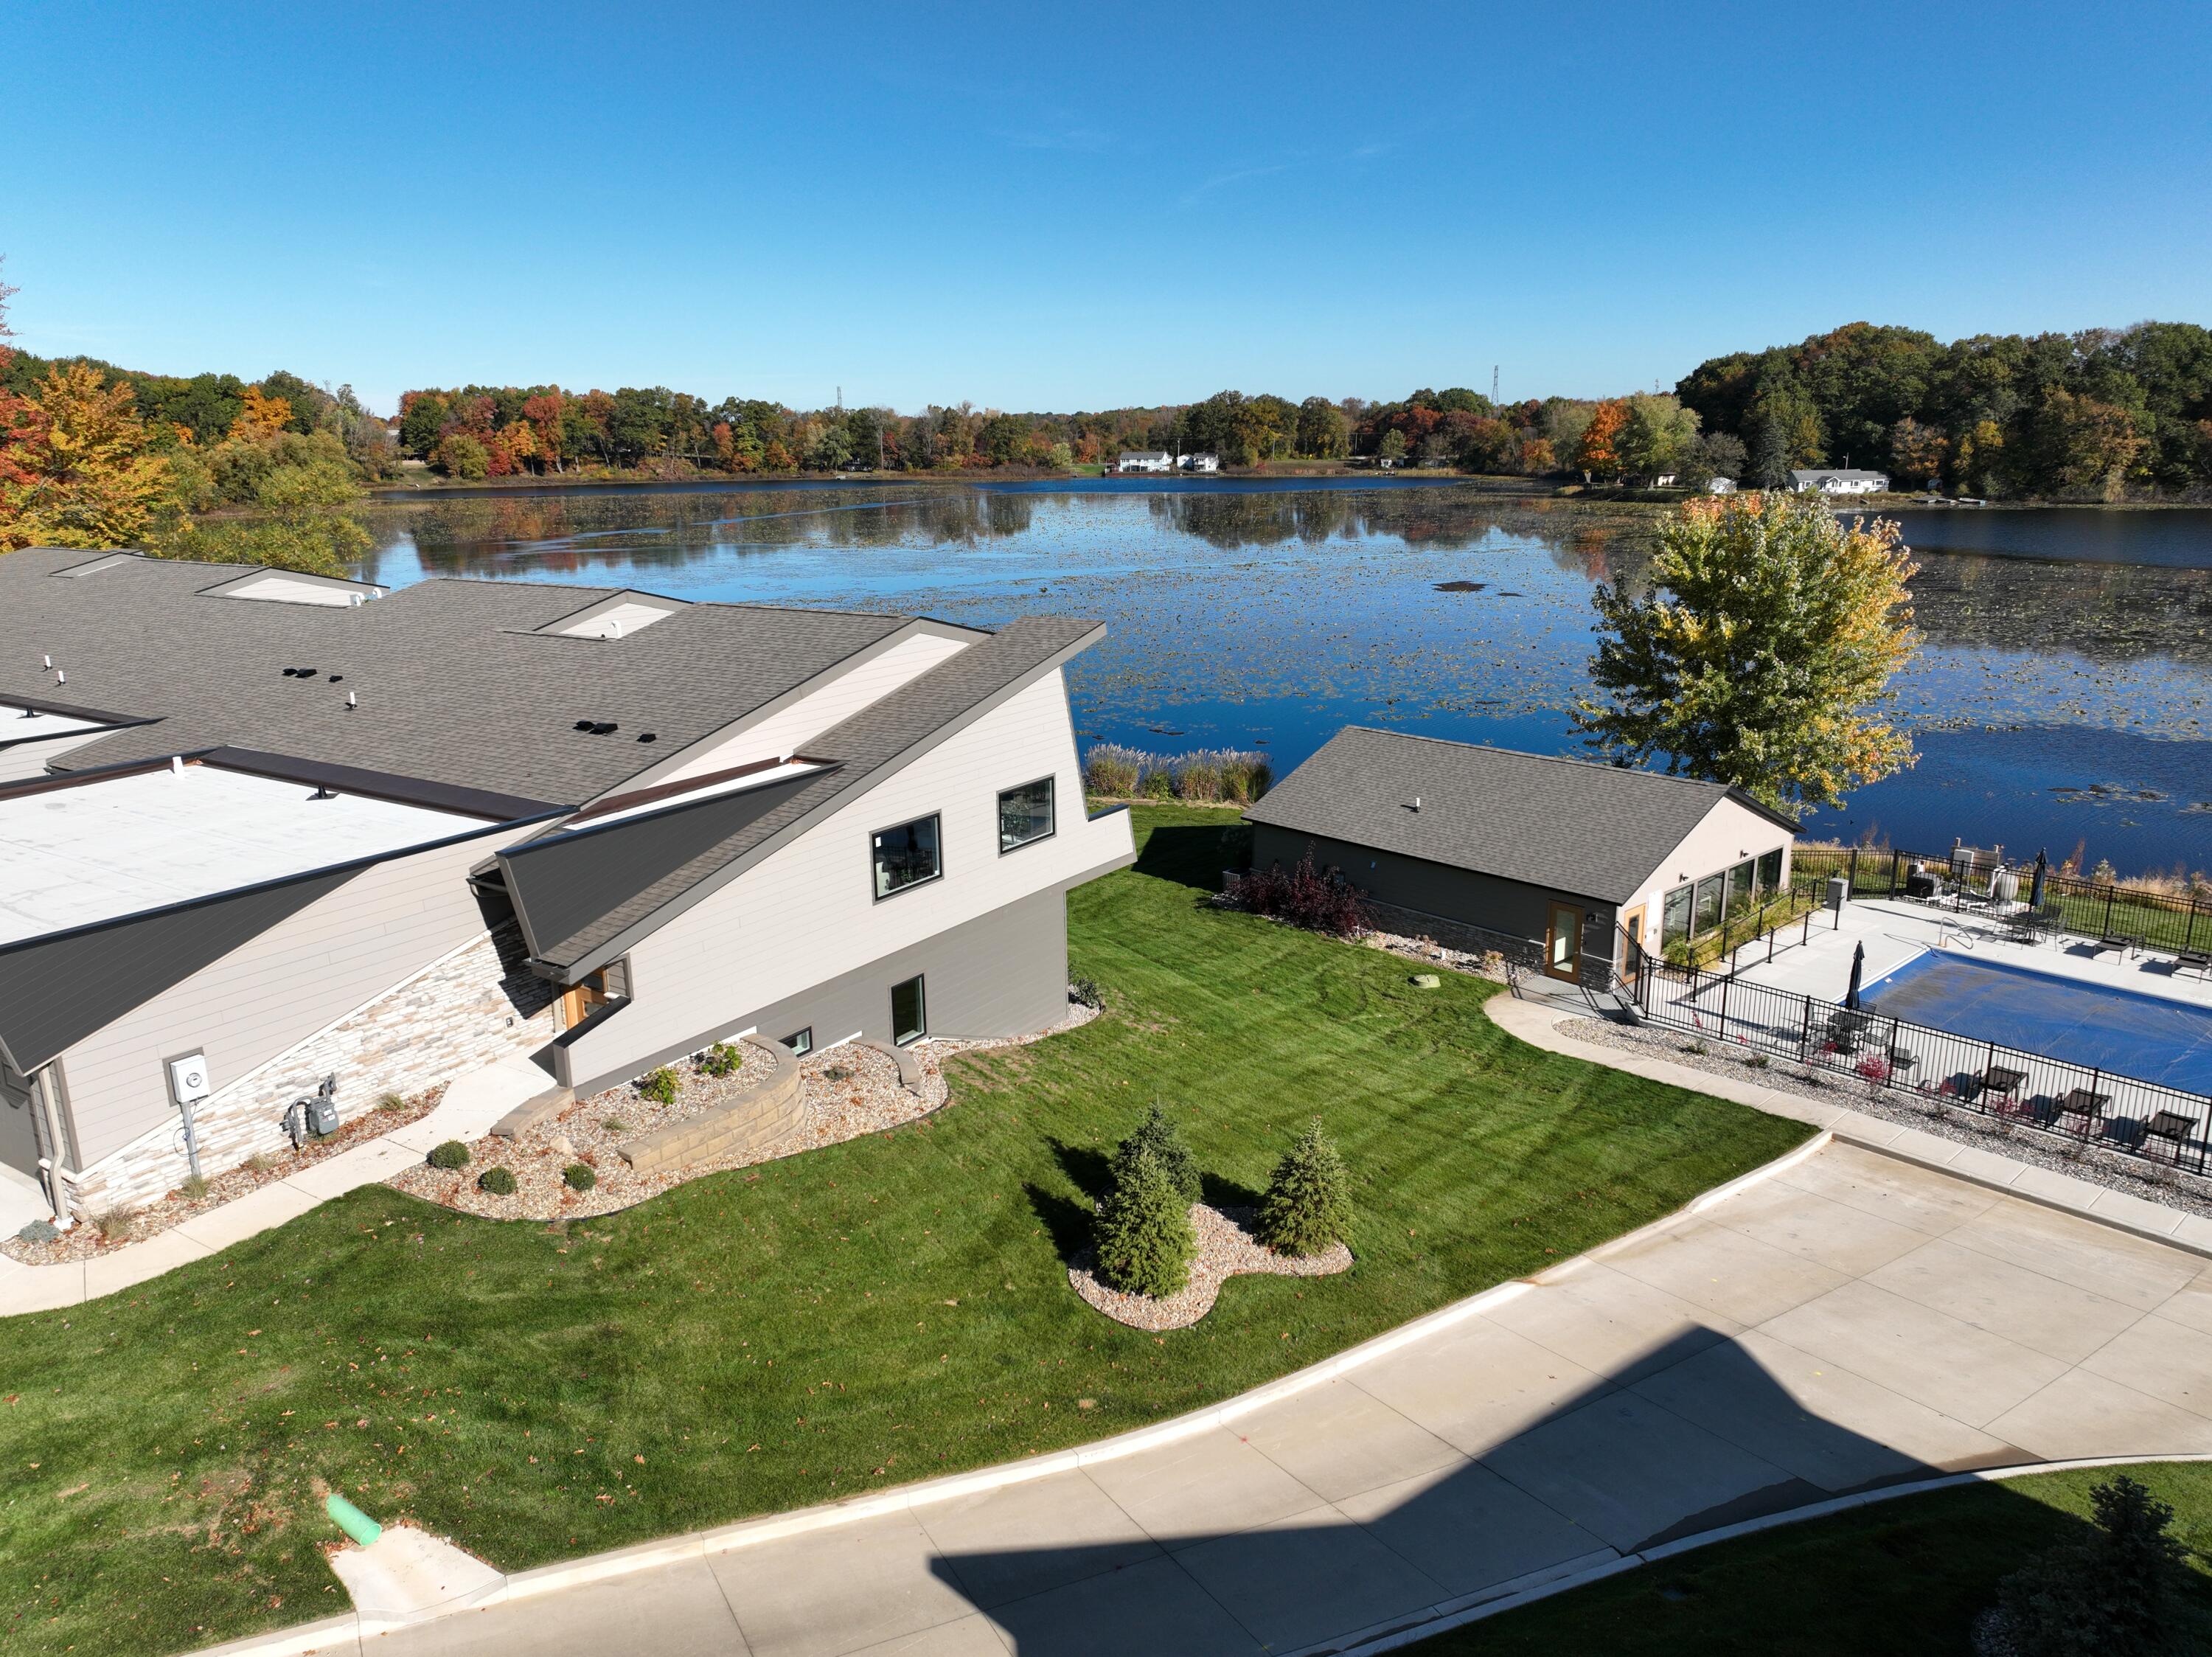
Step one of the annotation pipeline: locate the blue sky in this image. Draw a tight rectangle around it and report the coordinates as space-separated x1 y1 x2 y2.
7 1 2209 416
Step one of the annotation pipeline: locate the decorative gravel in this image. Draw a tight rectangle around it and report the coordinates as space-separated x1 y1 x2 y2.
1562 1009 2212 1220
1068 1203 1353 1330
387 998 1104 1222
2 1086 445 1265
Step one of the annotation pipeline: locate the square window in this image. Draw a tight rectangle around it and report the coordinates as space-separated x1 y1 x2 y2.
890 975 926 1046
782 1027 813 1056
998 777 1055 854
872 813 942 900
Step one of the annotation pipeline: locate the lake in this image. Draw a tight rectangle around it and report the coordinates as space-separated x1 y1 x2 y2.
354 481 2212 875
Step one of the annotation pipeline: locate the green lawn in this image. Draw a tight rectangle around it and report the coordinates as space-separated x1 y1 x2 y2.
1412 1462 2212 1656
0 805 1807 1656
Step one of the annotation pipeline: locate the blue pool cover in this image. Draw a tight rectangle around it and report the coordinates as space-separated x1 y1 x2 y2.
1864 951 2212 1094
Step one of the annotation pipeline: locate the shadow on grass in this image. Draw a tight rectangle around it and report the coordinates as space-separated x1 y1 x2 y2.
1133 821 1251 892
1198 1171 1264 1209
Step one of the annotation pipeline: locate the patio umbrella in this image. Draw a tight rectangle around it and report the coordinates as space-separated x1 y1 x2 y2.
2031 849 2048 911
1844 942 1865 1011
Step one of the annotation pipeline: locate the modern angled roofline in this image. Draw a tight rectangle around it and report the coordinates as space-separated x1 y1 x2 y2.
201 747 566 820
531 622 1104 982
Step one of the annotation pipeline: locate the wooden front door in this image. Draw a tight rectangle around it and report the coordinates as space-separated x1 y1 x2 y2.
559 971 611 1031
1619 906 1646 988
1544 902 1584 983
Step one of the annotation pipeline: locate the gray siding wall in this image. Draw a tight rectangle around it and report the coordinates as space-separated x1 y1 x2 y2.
566 883 1068 1098
1251 824 1619 966
55 829 521 1168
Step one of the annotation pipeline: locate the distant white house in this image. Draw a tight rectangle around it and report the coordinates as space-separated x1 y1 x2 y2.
1177 452 1220 473
1790 469 1889 495
1116 451 1173 473
1706 476 1738 494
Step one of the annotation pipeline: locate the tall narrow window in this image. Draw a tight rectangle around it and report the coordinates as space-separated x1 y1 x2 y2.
1693 875 1723 936
1756 847 1784 892
998 777 1055 854
890 975 927 1045
1661 883 1692 948
1726 858 1756 918
872 813 942 900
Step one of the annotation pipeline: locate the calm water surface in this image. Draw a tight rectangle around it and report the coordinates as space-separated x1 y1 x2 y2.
354 481 2212 873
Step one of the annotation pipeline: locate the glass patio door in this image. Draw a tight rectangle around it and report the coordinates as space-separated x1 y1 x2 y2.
1545 903 1583 982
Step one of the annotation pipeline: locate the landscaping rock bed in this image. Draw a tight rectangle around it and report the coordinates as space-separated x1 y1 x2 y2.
388 997 1104 1222
1562 1010 2212 1220
1069 1203 1352 1330
1 1085 445 1265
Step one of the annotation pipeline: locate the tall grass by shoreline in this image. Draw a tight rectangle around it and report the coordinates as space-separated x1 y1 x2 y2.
1083 743 1273 805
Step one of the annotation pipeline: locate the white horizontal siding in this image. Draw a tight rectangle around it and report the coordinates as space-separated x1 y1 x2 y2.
564 667 1133 1080
0 728 115 784
58 827 529 1166
657 632 971 787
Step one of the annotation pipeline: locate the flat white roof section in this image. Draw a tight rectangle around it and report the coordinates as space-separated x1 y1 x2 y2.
0 702 108 743
202 569 389 607
0 764 487 945
540 591 686 639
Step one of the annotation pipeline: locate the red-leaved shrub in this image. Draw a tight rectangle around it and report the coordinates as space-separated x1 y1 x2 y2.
1231 851 1371 937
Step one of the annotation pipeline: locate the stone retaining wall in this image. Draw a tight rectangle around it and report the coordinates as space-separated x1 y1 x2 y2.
70 923 560 1217
619 1043 804 1175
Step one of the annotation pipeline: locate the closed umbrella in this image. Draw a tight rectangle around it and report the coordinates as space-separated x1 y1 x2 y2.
1844 942 1866 1011
2031 849 2048 911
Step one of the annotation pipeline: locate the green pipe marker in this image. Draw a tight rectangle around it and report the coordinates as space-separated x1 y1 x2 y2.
325 1493 382 1547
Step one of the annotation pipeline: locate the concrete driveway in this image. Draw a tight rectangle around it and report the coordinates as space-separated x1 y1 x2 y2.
354 1143 2212 1657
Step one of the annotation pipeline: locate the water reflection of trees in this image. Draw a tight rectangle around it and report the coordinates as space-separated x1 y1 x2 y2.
1145 489 1627 557
1910 552 2212 667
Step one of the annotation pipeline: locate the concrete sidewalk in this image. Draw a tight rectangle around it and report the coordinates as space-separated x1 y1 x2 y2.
0 1057 551 1316
204 1126 2212 1657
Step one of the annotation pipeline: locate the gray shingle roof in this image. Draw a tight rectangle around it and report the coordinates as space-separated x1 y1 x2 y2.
514 615 1103 972
0 549 922 806
1244 726 1795 905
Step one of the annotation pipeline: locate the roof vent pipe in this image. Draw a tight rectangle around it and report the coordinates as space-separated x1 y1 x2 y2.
41 655 51 670
346 692 358 709
1410 796 1421 811
55 670 64 686
171 755 183 777
609 618 622 639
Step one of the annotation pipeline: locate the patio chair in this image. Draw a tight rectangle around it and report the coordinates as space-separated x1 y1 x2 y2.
2053 1088 2110 1139
2090 932 2146 960
2143 1111 2197 1162
2174 948 2212 981
1973 1064 2030 1113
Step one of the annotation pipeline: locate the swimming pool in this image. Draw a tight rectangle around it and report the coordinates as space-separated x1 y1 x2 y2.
1863 951 2212 1095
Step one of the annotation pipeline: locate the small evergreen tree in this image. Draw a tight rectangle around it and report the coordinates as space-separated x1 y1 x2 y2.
1256 1119 1351 1258
1979 1476 2193 1657
1113 1102 1202 1204
1093 1147 1196 1299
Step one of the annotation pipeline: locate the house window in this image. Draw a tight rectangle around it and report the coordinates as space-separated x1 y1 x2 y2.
872 813 942 900
1726 858 1756 918
1756 847 1785 892
1661 883 1692 948
890 975 926 1045
1693 875 1723 936
782 1028 813 1057
998 777 1055 854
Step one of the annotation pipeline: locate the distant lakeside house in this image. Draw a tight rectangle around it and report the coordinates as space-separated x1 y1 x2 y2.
1244 728 1796 987
1790 468 1890 495
1178 452 1220 473
0 550 1133 1223
1116 451 1173 473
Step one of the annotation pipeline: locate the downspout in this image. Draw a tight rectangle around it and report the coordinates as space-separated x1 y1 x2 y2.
35 1064 73 1223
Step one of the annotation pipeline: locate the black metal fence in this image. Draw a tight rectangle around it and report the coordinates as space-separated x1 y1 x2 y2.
1791 844 2212 960
1627 945 2211 1177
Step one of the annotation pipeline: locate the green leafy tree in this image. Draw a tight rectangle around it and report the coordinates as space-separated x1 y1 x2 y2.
1093 1147 1195 1299
1574 492 1920 811
1113 1103 1202 1204
153 429 369 575
1614 392 1700 481
1295 396 1349 458
1255 1119 1350 1257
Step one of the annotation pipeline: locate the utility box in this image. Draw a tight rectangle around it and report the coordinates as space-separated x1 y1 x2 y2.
1826 875 1851 913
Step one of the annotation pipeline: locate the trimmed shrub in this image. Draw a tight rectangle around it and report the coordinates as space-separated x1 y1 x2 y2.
1081 742 1144 798
563 1162 597 1192
428 1139 471 1170
17 1218 60 1245
1976 1474 2193 1657
1231 850 1370 937
1113 1102 1203 1204
697 1042 744 1078
1256 1119 1351 1257
637 1067 681 1105
1093 1147 1196 1299
478 1167 518 1196
1069 974 1105 1010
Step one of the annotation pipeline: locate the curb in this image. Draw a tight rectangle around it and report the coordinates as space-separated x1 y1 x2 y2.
182 1123 1827 1656
1326 1452 2212 1657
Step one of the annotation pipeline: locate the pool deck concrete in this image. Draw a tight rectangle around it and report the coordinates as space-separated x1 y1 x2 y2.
1733 894 2212 1014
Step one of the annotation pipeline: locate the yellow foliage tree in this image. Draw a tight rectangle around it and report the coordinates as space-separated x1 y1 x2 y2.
229 385 293 442
0 363 177 550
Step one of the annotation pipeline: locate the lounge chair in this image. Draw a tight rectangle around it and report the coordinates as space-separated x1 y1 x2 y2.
2174 948 2212 980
